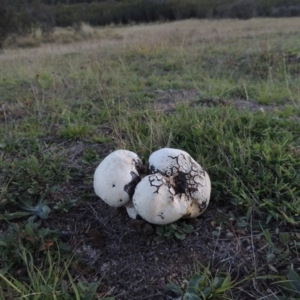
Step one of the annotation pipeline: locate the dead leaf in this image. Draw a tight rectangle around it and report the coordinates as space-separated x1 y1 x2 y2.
39 240 54 251
268 264 278 273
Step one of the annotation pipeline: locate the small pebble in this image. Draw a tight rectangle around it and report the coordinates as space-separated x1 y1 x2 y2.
226 232 234 238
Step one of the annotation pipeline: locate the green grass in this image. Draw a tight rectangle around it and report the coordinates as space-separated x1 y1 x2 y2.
116 107 300 224
166 263 247 300
1 18 300 299
0 220 113 300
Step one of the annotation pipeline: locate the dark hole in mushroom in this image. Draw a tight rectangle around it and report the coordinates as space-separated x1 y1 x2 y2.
112 184 116 187
124 171 141 198
200 199 208 209
173 171 188 194
133 158 146 174
149 164 156 174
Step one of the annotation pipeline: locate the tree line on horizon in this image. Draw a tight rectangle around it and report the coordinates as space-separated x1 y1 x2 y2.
1 0 300 48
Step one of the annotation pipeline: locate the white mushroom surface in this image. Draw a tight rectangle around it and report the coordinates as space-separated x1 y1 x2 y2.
133 173 189 225
94 147 211 224
147 148 211 219
93 150 143 212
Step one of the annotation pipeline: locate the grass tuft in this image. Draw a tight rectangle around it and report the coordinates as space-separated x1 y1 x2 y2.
1 18 300 299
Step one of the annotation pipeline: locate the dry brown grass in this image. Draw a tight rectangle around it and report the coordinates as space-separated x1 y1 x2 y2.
2 18 300 62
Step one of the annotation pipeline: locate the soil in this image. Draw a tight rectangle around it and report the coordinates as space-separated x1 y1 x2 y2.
44 195 269 300
152 88 287 114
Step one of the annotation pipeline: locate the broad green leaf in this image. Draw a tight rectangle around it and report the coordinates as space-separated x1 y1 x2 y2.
61 280 68 294
287 268 300 293
165 230 173 237
220 275 231 289
201 287 212 297
186 274 204 293
154 235 166 243
267 252 275 262
36 205 51 219
279 232 290 245
183 292 201 300
0 241 7 247
171 224 177 230
183 224 193 233
175 232 186 240
274 279 295 294
237 218 248 227
78 281 99 299
217 275 233 293
156 226 164 235
59 242 70 251
0 265 12 275
212 276 224 289
25 224 34 236
166 283 182 295
1 212 31 220
39 227 51 237
277 247 290 261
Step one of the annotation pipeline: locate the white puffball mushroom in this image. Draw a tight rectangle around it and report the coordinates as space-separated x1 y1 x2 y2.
93 150 143 217
148 148 211 219
94 147 211 224
133 173 189 225
124 202 139 219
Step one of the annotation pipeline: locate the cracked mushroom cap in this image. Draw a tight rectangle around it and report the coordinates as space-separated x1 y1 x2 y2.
93 150 143 209
148 148 211 219
133 173 189 225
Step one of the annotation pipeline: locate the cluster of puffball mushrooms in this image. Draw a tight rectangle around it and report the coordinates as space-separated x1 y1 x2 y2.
93 148 211 225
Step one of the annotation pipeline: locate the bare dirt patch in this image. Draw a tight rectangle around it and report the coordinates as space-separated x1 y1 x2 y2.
151 89 287 114
44 197 270 299
152 89 199 114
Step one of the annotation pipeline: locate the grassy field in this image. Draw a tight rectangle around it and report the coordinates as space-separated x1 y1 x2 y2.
1 18 300 299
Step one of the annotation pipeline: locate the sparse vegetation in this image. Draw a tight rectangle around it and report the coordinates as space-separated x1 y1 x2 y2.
166 263 241 300
154 221 194 243
1 18 300 299
0 224 112 300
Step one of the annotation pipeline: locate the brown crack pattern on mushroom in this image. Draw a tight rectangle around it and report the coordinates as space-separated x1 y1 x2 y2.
146 148 211 220
132 173 189 225
94 148 211 224
149 153 207 199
